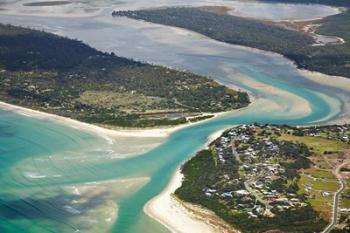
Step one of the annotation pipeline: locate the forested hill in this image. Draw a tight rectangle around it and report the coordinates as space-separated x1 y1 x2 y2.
0 24 249 128
113 7 350 78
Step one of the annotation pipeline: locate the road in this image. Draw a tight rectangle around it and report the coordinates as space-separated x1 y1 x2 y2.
231 142 270 208
322 161 349 233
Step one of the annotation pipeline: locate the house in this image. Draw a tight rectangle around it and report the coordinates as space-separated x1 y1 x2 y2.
322 191 332 197
221 192 233 198
234 190 249 196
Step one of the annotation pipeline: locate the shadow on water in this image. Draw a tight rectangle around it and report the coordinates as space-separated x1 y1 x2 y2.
0 190 110 232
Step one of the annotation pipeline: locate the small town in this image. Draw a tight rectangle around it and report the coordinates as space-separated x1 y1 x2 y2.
192 124 350 231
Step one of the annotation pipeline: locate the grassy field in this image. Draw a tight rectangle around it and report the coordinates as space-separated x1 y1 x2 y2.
298 175 339 192
279 134 349 156
279 133 348 220
302 168 335 179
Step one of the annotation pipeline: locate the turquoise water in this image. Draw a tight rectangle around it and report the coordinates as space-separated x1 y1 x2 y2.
0 70 343 233
0 1 349 232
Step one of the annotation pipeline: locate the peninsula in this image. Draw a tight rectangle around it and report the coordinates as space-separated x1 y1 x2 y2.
0 24 249 128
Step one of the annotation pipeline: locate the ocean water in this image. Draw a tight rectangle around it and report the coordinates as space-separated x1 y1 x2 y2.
0 0 349 232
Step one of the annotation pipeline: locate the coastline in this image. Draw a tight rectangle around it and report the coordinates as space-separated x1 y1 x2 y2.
144 169 239 233
0 101 235 142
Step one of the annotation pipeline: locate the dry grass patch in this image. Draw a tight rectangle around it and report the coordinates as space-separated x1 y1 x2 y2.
78 90 166 112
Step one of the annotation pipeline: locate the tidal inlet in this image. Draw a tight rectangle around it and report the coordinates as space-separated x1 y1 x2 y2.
0 0 350 233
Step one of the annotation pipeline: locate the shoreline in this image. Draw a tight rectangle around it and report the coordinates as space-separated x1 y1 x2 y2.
0 101 237 142
144 169 239 233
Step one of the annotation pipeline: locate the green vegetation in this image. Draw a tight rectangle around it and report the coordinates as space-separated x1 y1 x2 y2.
176 124 350 232
279 134 349 156
0 24 249 127
113 7 350 78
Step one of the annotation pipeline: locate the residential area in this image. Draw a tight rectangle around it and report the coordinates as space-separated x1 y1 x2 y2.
176 124 350 232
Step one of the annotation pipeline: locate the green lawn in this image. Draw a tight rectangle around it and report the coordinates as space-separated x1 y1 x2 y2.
303 168 336 179
279 134 349 156
299 175 339 192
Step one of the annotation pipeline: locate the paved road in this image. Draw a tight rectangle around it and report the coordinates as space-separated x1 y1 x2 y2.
322 162 349 233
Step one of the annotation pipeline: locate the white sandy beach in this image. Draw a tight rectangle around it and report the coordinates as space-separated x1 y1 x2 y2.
144 169 239 233
0 101 230 142
0 101 181 139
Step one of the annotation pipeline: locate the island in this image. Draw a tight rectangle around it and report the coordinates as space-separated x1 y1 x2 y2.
0 24 249 128
175 124 350 232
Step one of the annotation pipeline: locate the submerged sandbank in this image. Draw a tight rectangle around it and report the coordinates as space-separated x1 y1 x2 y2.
299 70 350 124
